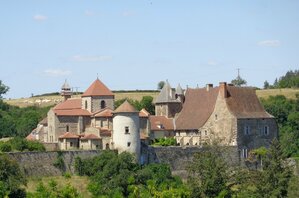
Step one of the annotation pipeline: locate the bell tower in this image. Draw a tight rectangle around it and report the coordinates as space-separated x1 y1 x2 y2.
61 80 72 101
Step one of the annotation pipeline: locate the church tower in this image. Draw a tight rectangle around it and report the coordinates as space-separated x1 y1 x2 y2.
155 81 182 118
81 78 114 113
112 101 140 161
61 80 72 101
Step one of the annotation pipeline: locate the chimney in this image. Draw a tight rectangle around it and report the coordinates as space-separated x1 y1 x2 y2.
206 84 213 91
219 82 227 98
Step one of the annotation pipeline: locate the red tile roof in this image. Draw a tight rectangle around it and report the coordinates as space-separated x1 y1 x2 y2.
140 132 149 140
81 133 101 140
150 116 174 131
59 132 79 139
93 108 113 117
100 129 112 137
26 133 36 141
82 79 114 97
176 88 219 130
39 117 48 125
114 100 138 113
139 108 150 117
53 99 91 116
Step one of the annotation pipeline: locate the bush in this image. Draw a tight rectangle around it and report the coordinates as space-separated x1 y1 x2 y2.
0 142 12 152
153 137 177 146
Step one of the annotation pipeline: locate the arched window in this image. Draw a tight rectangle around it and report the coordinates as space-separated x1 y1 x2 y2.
101 100 106 109
85 100 88 109
66 125 69 132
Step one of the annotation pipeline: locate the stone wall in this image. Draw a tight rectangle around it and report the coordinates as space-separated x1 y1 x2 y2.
7 150 101 177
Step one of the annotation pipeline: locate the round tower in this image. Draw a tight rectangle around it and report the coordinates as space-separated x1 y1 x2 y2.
112 100 140 161
61 80 72 101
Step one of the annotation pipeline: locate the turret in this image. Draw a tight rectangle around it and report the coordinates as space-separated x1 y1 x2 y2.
61 80 72 101
112 101 140 162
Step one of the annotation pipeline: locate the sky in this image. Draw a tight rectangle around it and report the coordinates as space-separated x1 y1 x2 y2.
0 0 298 99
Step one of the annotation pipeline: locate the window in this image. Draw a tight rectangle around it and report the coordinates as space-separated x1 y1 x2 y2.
215 114 218 121
205 130 207 136
264 126 269 135
125 126 130 134
85 101 88 109
70 142 73 147
127 142 131 147
244 126 250 135
106 143 110 150
66 125 69 132
242 148 248 159
101 100 106 109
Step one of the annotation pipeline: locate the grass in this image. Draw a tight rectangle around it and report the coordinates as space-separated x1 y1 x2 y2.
256 88 299 100
25 175 91 197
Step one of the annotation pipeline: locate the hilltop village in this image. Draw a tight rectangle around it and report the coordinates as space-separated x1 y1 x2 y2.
27 78 277 161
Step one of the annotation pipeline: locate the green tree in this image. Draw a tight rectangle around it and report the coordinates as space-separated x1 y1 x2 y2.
0 80 9 99
256 139 292 198
188 146 231 198
231 74 247 87
139 96 155 115
263 80 270 89
0 154 27 196
157 81 165 90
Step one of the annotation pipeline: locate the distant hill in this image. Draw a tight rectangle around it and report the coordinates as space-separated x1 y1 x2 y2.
4 88 298 108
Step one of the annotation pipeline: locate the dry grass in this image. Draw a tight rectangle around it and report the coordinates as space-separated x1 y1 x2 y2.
4 91 159 108
4 89 298 108
256 88 299 100
25 175 91 197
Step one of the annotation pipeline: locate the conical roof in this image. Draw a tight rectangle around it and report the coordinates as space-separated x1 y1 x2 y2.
82 78 114 97
176 84 183 95
155 81 178 103
114 100 138 113
61 80 71 90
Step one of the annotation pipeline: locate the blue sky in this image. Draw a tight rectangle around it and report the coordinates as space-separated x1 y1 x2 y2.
0 0 298 98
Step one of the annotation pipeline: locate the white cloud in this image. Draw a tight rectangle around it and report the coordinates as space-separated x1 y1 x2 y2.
85 10 95 16
207 60 218 66
258 40 281 47
71 55 112 62
33 14 48 21
44 69 71 77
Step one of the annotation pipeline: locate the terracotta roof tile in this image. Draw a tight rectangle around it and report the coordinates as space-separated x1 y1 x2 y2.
93 108 113 117
54 99 82 110
150 116 174 131
81 133 101 140
226 86 273 118
114 100 138 113
26 133 36 141
100 129 112 137
39 117 48 125
175 87 219 130
82 79 114 97
59 132 79 139
54 109 91 116
139 108 150 117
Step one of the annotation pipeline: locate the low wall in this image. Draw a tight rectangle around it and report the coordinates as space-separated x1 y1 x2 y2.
8 150 101 177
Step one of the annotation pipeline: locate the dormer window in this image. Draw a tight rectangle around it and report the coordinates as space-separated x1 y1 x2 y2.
101 100 106 109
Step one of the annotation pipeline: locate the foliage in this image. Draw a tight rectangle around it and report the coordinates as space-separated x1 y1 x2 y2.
27 179 81 198
188 145 231 198
153 137 177 146
75 150 190 197
157 81 165 90
261 94 299 157
53 151 66 172
0 80 9 99
0 99 51 138
256 139 292 198
0 153 27 197
114 96 155 115
265 70 299 89
231 75 247 87
263 80 270 89
0 137 45 152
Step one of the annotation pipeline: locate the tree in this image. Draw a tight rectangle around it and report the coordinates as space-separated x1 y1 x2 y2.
256 139 292 198
188 146 231 197
0 154 27 196
263 80 270 89
139 96 155 115
157 81 165 90
0 80 9 99
231 75 247 87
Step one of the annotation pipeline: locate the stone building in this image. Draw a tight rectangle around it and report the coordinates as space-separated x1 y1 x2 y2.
163 82 278 159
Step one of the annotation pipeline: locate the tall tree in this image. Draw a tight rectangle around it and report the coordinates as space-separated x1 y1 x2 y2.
256 139 292 198
157 81 165 90
0 80 9 99
263 80 270 89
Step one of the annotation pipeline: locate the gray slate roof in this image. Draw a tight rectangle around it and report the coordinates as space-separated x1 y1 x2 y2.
155 81 180 103
176 84 183 95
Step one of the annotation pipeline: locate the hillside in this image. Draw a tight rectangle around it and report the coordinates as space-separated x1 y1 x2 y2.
4 88 298 108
